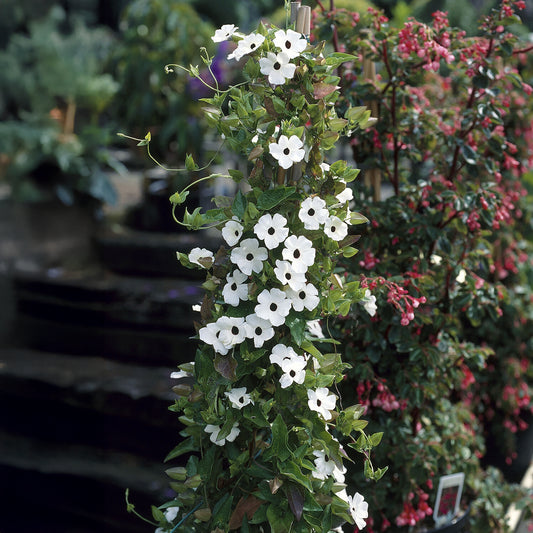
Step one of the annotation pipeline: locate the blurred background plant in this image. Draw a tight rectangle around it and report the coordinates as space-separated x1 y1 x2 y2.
0 5 122 209
312 0 533 531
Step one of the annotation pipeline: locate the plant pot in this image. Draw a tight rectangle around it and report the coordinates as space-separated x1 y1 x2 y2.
423 508 470 533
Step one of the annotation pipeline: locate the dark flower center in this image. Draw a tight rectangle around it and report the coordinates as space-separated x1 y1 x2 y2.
239 396 245 404
274 61 281 70
308 208 315 216
290 370 296 377
231 283 237 291
231 326 239 335
286 273 291 280
331 225 336 232
299 290 306 299
293 249 301 259
270 303 278 312
316 399 322 406
246 253 254 261
283 147 290 155
268 227 275 235
285 40 292 49
324 455 329 462
251 43 257 49
255 327 263 336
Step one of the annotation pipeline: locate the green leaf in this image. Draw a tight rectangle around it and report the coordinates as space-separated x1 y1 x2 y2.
325 52 358 68
350 211 369 225
169 190 189 205
342 246 358 258
257 187 296 210
165 437 197 462
137 131 151 146
185 153 198 171
461 144 478 165
267 504 293 533
369 432 384 446
286 314 307 346
232 190 248 218
151 505 165 522
212 494 234 527
228 168 244 182
287 485 304 522
265 414 291 462
279 461 313 491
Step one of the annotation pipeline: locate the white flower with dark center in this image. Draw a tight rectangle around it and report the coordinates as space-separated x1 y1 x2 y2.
273 29 308 59
212 24 238 43
222 270 249 307
254 213 289 249
227 32 265 61
165 507 179 523
188 247 214 268
269 135 305 169
324 215 348 241
244 313 274 348
307 388 337 420
269 343 299 368
279 355 307 388
230 238 268 276
286 283 320 312
221 218 244 247
312 449 336 480
204 423 240 446
225 387 254 409
259 51 296 86
269 344 307 388
298 197 329 230
216 316 247 349
274 260 306 291
255 288 291 326
199 322 228 354
361 289 377 317
282 235 316 273
346 492 369 530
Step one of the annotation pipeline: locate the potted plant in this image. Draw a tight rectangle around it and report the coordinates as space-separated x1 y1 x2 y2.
125 3 388 531
311 1 533 531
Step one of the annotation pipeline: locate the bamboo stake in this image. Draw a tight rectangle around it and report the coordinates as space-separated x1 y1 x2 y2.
362 55 381 201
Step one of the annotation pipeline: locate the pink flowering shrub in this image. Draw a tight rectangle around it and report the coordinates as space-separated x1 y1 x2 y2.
313 0 533 531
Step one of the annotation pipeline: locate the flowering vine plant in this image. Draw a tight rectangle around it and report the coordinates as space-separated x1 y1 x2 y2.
126 6 386 533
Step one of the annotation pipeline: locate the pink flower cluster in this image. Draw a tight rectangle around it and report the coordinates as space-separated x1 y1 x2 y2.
397 13 454 71
395 490 433 527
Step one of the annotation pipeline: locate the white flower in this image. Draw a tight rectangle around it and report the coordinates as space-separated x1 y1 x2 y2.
269 344 307 389
212 24 238 43
254 213 289 249
221 218 244 247
347 492 369 530
269 343 299 368
259 51 296 86
361 289 377 317
456 269 467 284
228 32 265 61
320 162 330 174
216 316 247 349
188 247 214 268
165 507 179 522
274 260 307 291
286 283 320 312
306 319 325 339
324 216 348 241
255 288 292 326
230 238 268 276
312 449 336 480
307 387 337 421
199 322 228 354
298 196 329 230
222 270 249 307
279 355 307 388
204 423 240 446
170 369 193 380
244 313 275 348
282 235 316 273
269 135 305 169
333 463 347 483
336 185 353 204
192 304 201 312
225 387 254 409
273 29 307 59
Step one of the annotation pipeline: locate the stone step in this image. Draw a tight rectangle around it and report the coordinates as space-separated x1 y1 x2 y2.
0 348 183 458
95 224 221 278
11 268 202 365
